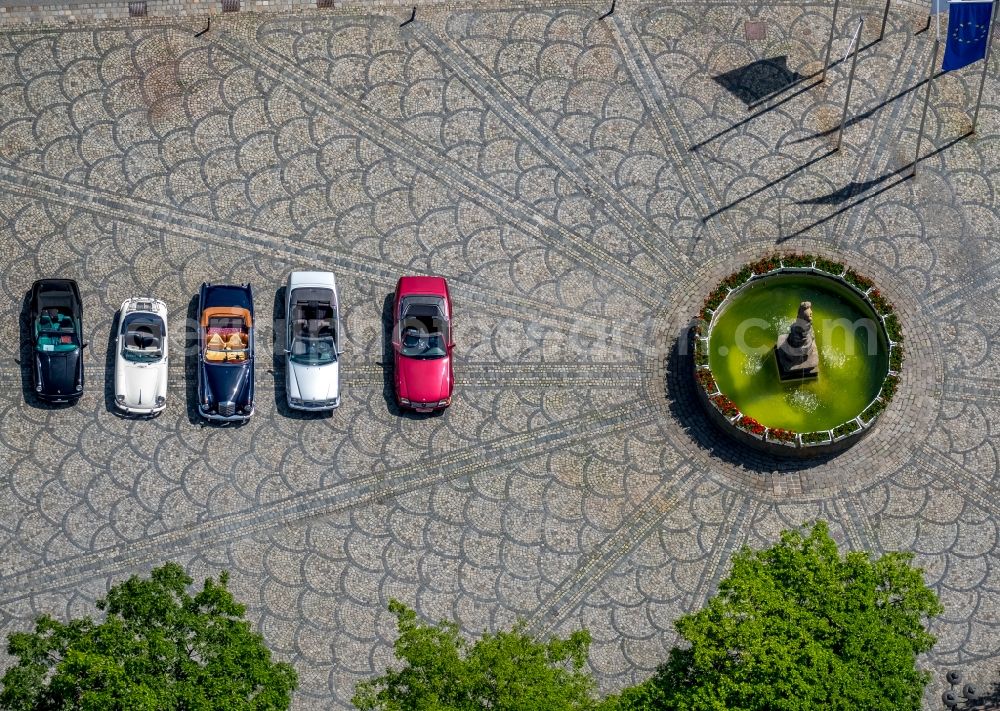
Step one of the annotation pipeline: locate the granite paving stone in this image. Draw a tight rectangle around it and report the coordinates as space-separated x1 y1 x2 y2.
0 1 998 708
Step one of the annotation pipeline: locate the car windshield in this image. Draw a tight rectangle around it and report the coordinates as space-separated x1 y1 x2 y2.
289 288 337 365
35 309 79 353
399 296 449 359
120 314 164 363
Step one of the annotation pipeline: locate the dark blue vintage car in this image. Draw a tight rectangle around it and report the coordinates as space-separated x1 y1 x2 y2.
29 279 87 403
197 283 255 422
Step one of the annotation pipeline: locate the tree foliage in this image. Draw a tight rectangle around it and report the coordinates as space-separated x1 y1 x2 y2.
616 521 943 711
353 599 611 711
0 562 297 711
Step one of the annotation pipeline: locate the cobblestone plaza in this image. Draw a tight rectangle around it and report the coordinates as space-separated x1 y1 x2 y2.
0 0 998 707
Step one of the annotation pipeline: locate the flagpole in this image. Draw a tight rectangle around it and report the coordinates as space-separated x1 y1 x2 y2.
972 0 999 132
821 0 842 82
914 38 941 174
837 18 865 150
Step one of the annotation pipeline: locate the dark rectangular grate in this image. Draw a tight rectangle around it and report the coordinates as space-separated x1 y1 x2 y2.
745 20 767 41
221 0 239 12
128 1 147 17
317 0 333 8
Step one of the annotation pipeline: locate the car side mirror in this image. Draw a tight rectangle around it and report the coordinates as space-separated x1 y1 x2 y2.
283 348 291 354
81 342 89 349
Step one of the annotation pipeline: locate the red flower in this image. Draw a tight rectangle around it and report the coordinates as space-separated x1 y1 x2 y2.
711 394 739 417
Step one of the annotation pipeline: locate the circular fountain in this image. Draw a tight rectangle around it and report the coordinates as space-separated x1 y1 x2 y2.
693 256 903 456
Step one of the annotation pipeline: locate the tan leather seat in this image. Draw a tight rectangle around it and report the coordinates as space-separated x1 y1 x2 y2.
207 332 226 350
225 333 244 349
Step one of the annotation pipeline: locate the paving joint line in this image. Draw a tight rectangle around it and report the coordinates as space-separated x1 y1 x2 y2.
408 20 688 282
526 464 699 636
213 28 664 308
688 494 756 609
0 165 642 341
0 400 657 603
607 13 735 250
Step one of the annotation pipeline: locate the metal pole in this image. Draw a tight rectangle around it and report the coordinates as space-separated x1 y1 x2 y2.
837 18 865 150
972 0 999 132
879 0 890 40
821 0 842 82
914 38 941 173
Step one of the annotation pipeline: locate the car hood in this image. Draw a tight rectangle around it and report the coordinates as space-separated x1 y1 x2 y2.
36 350 81 396
287 360 339 402
117 362 166 408
396 354 451 403
203 361 253 404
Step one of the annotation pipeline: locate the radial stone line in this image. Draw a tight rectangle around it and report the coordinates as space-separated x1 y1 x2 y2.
0 165 640 341
605 14 734 245
208 30 664 308
406 21 689 282
0 400 657 605
525 464 702 637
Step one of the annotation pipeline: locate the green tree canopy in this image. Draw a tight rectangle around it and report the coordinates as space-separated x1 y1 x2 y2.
616 521 943 711
0 562 297 711
354 599 611 711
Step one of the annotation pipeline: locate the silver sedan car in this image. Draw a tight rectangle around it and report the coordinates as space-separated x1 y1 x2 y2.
285 271 342 411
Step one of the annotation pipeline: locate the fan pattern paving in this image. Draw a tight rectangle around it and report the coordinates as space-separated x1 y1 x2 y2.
0 1 998 707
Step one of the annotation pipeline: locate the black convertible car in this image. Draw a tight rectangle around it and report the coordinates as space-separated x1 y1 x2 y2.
197 283 255 422
29 279 86 403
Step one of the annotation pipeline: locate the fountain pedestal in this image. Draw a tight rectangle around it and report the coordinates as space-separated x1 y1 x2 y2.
775 301 819 380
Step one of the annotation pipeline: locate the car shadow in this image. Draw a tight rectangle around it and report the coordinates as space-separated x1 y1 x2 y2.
379 292 443 420
665 326 836 473
15 290 54 410
103 308 124 417
270 284 331 420
184 293 204 426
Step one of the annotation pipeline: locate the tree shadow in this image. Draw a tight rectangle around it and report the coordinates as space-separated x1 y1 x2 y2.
714 56 805 107
664 327 837 473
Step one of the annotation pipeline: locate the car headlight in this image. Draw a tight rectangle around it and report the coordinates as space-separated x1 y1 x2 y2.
155 396 166 406
116 394 126 404
35 384 42 392
243 404 253 413
438 398 451 407
399 398 410 406
75 383 82 392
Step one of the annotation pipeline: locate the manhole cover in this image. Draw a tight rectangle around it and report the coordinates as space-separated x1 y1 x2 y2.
128 0 147 17
745 20 767 41
221 0 239 12
317 0 333 7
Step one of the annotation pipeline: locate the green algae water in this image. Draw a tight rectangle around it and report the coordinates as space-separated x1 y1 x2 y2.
708 273 888 432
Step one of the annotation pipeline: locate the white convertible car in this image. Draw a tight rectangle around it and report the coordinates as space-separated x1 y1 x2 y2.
114 297 168 416
285 272 341 411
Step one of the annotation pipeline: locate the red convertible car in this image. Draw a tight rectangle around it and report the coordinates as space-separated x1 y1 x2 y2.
392 276 454 413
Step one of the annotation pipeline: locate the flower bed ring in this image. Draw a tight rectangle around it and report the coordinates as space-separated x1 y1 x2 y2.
692 254 903 459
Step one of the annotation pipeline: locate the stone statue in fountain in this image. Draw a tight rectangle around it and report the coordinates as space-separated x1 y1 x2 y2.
775 301 819 380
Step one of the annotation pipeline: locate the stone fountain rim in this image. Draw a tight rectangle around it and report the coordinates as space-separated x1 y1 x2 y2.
693 260 902 458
